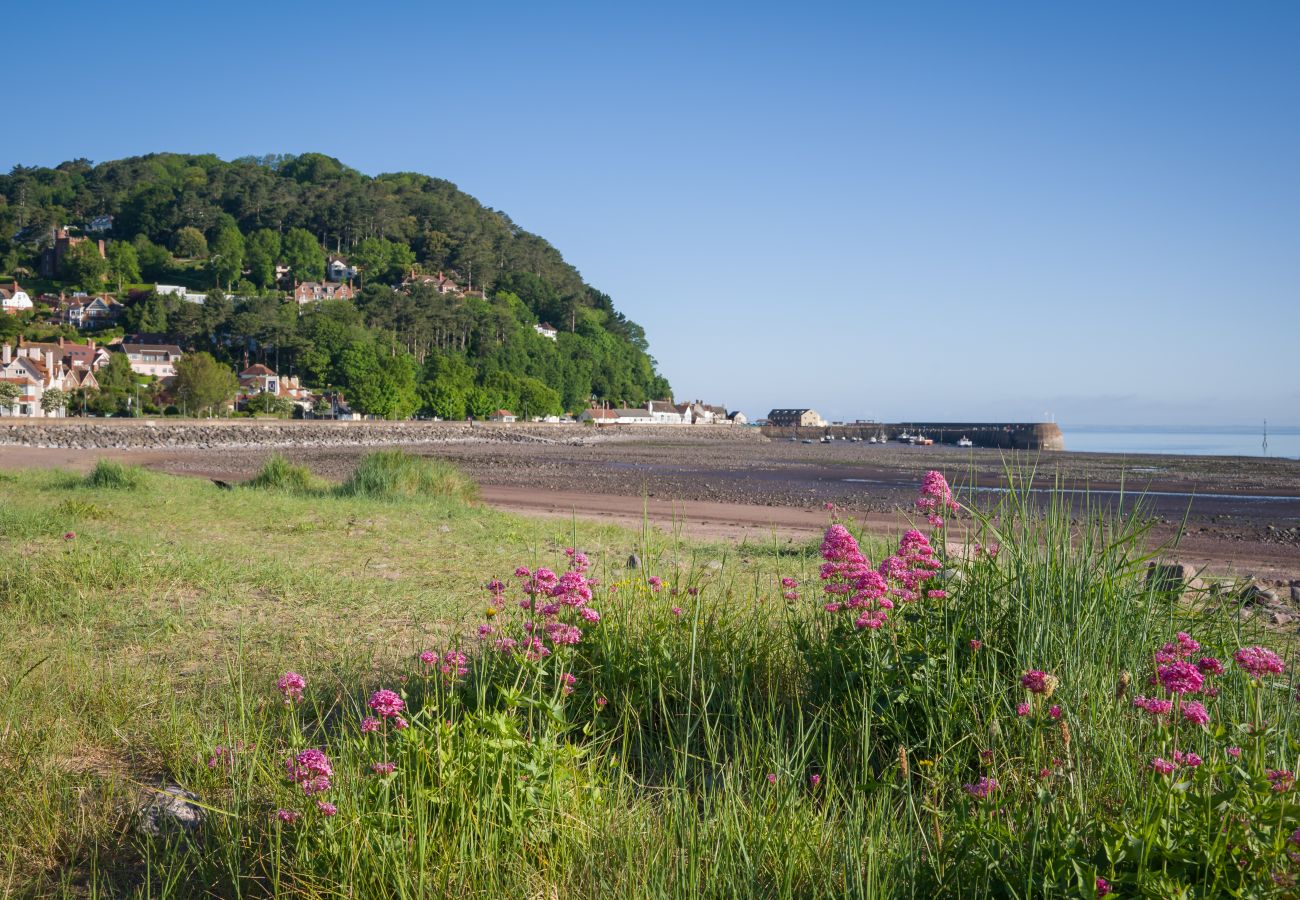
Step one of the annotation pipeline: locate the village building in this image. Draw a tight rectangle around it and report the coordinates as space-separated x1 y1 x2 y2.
534 322 558 341
0 282 33 314
403 269 461 295
59 294 124 329
292 282 355 305
326 257 357 283
118 338 184 378
578 408 618 424
727 411 748 425
613 408 653 425
18 336 110 372
0 342 91 417
39 228 106 278
646 400 687 424
488 409 517 423
766 408 827 428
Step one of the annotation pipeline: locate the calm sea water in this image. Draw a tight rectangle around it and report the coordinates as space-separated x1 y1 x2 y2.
1062 425 1300 459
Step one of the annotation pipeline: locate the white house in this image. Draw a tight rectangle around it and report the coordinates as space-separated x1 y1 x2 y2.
326 257 357 283
488 409 517 423
0 282 33 314
646 400 687 424
613 408 653 425
534 322 558 341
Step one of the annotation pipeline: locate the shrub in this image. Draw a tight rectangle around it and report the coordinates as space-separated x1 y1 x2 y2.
245 453 322 494
336 450 477 502
82 459 146 490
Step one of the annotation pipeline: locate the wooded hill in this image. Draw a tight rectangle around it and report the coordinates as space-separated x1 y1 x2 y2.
0 153 670 417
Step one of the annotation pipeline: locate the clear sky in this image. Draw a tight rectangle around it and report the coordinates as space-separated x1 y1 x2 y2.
8 1 1298 426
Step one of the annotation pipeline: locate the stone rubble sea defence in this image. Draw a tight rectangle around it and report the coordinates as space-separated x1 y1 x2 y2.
0 420 770 452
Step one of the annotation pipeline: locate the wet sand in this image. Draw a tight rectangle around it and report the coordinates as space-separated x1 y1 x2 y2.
2 435 1297 583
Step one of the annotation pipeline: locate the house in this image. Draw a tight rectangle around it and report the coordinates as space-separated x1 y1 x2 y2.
85 215 114 233
18 337 110 372
60 294 124 329
292 282 355 305
727 411 748 425
578 408 618 424
488 409 517 423
613 408 653 425
326 257 357 283
0 282 33 314
646 400 687 424
317 390 359 420
767 408 827 428
119 338 184 378
0 343 84 417
39 228 106 278
238 363 280 396
403 269 461 295
534 322 558 341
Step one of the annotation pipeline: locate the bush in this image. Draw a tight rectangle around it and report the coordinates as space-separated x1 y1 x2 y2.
336 450 477 502
82 459 146 490
245 454 322 494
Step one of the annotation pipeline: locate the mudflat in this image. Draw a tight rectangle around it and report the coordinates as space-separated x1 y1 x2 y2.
2 430 1297 581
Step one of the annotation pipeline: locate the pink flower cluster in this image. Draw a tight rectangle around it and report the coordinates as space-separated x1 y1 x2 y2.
1268 769 1295 792
1021 670 1052 695
1157 660 1204 696
499 553 602 658
916 470 959 528
277 671 306 705
1234 646 1286 679
285 748 333 796
422 650 469 680
818 525 942 630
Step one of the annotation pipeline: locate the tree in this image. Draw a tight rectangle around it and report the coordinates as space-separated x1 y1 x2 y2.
132 234 172 280
174 352 237 415
62 240 108 292
0 381 20 414
40 388 67 416
340 341 419 419
208 220 245 289
245 228 281 288
282 228 324 282
106 241 141 290
174 226 208 259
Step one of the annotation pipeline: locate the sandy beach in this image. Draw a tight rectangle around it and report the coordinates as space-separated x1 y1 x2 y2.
3 429 1297 582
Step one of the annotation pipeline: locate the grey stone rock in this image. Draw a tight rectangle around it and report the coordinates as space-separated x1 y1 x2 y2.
626 553 640 570
138 784 205 837
1146 562 1197 595
1291 585 1300 603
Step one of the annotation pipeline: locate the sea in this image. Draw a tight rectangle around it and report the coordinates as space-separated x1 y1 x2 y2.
1061 425 1300 459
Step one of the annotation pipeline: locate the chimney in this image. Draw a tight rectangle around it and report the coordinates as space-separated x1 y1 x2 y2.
58 337 64 347
45 350 56 375
2 344 10 363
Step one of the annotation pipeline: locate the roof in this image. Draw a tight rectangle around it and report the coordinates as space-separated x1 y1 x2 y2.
536 322 557 331
614 408 651 417
584 408 617 419
240 364 277 377
491 409 515 417
122 343 183 355
768 408 814 415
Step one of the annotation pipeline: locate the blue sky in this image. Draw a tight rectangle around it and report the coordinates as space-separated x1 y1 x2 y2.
7 1 1298 425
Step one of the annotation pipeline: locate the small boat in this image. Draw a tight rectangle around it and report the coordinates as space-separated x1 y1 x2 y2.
801 439 814 444
868 436 878 444
820 435 833 443
957 436 973 448
916 435 934 446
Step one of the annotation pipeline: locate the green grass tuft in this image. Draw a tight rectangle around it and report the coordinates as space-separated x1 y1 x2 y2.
82 459 147 490
244 453 324 494
336 449 478 502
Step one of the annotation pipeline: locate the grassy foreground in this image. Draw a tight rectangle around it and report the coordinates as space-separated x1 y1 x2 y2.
1 461 1297 897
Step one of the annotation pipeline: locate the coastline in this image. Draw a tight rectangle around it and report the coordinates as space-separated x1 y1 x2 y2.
2 426 1296 582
